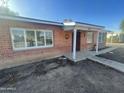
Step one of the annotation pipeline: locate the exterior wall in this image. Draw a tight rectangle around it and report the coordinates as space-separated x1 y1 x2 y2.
80 32 87 51
0 19 106 67
80 31 106 51
0 19 72 65
80 31 96 51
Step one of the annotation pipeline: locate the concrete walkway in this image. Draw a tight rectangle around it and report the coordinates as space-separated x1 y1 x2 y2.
89 56 124 73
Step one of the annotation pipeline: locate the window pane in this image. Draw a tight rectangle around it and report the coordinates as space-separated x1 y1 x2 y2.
26 31 36 47
36 31 45 46
103 33 106 42
45 32 53 45
12 29 25 48
87 32 93 43
99 33 102 42
99 33 105 42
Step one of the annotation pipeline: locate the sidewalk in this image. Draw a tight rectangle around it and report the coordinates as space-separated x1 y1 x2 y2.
89 56 124 73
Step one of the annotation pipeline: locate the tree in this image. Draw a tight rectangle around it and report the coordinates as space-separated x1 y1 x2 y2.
0 0 19 16
120 20 124 32
0 6 19 16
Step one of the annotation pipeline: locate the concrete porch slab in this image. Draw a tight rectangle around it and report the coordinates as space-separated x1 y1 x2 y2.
64 47 117 62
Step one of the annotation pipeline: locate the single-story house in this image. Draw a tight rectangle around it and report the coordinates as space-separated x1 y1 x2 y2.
0 15 106 65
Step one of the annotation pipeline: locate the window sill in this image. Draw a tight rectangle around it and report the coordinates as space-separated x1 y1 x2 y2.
13 45 54 51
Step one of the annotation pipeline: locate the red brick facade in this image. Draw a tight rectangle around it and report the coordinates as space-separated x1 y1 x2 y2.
0 19 72 64
0 19 105 65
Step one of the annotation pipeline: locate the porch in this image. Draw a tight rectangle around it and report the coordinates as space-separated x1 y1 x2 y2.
63 20 105 62
64 50 96 62
64 47 116 62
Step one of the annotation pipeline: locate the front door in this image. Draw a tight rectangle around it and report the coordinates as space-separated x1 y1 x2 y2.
72 31 81 51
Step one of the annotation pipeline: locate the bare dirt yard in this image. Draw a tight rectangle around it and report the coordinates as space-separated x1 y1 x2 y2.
0 58 124 93
97 48 124 63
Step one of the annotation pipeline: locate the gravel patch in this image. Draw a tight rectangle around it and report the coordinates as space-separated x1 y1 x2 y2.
0 58 124 93
97 48 124 64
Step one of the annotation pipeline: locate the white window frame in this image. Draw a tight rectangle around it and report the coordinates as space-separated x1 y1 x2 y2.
36 31 45 47
45 31 54 46
87 32 93 43
10 28 54 51
10 28 26 50
99 32 105 43
26 30 36 47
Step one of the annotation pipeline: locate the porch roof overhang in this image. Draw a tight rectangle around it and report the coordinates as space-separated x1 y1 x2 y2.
63 21 105 32
63 21 106 61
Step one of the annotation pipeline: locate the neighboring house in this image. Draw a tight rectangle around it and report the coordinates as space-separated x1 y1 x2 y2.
0 15 106 65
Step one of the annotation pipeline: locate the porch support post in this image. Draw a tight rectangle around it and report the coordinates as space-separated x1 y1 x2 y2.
96 31 99 53
73 29 77 60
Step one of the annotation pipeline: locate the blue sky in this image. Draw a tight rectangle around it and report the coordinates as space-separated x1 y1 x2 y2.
8 0 124 31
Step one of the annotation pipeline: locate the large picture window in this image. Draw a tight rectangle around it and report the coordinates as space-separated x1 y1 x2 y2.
11 28 53 50
87 32 93 43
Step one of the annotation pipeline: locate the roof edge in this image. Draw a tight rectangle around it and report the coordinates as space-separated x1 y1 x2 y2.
0 14 105 29
76 22 105 28
0 14 63 26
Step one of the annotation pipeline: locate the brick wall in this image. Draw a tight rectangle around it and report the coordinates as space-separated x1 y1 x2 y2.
80 31 96 51
0 19 106 67
0 19 72 65
80 31 106 51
